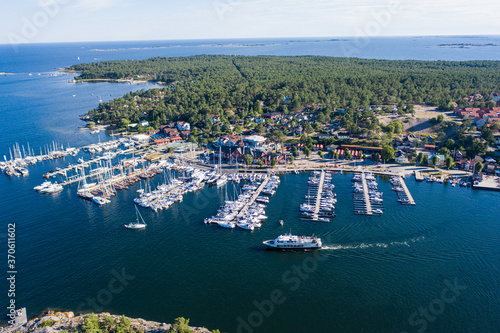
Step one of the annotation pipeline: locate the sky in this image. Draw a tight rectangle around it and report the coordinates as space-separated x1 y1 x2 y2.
1 0 500 44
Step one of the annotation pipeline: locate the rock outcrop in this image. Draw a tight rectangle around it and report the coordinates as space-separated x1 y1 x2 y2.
16 311 212 333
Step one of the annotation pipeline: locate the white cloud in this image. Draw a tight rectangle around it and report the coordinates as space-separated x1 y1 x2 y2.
72 0 126 11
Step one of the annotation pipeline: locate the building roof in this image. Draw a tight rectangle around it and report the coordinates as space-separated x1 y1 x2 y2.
244 135 267 143
132 134 150 141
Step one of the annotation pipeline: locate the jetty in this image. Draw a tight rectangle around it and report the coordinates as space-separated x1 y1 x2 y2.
414 171 425 181
311 170 326 221
396 176 416 205
300 170 336 222
360 172 373 215
472 176 500 191
236 176 270 218
353 172 373 215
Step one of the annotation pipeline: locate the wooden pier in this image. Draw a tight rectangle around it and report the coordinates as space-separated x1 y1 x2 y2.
42 148 142 179
146 181 187 207
353 172 373 215
397 176 416 205
414 171 425 182
236 177 270 218
311 170 327 222
361 173 373 215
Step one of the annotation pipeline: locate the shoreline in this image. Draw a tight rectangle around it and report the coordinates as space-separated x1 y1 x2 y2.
10 311 213 333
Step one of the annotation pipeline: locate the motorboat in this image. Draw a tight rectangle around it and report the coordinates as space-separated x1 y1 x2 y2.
263 234 322 250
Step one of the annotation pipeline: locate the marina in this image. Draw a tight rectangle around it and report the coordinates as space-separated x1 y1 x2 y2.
352 172 372 215
352 172 385 215
133 166 206 211
0 141 79 177
391 175 416 205
300 170 336 222
204 175 280 230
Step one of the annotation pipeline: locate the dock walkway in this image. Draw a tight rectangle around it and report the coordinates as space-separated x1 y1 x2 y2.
414 171 425 181
311 170 325 221
43 148 142 179
236 177 270 218
397 176 416 205
361 173 373 215
353 172 373 215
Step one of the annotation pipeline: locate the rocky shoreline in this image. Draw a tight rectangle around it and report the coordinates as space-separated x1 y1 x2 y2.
15 311 214 333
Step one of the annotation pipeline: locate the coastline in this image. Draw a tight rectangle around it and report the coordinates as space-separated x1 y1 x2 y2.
12 311 214 333
64 70 155 84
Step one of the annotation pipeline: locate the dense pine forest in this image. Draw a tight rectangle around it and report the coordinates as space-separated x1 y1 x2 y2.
68 55 500 128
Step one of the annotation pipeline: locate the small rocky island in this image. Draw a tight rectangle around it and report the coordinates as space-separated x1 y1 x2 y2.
15 311 217 333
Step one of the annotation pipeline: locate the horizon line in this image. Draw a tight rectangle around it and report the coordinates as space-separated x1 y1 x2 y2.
1 34 500 47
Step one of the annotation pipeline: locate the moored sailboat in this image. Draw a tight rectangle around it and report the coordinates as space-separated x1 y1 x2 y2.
125 206 147 229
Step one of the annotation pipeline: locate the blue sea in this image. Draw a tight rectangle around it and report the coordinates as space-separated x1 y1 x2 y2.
1 36 500 333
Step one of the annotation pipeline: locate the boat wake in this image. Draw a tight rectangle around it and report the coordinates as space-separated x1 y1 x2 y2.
322 236 425 250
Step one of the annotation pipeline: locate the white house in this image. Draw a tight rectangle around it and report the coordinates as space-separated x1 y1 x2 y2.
395 151 408 163
139 121 149 127
176 121 190 131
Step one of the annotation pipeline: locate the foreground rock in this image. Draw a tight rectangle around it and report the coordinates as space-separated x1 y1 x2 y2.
17 311 213 333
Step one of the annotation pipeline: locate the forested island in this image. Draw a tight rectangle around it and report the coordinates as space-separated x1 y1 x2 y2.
67 55 500 161
69 55 500 126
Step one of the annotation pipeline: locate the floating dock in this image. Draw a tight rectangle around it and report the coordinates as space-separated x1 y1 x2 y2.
414 171 425 181
311 170 328 222
353 172 373 215
396 176 416 205
42 148 142 179
236 176 270 218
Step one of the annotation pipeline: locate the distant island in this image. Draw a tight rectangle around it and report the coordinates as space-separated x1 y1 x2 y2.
436 43 499 48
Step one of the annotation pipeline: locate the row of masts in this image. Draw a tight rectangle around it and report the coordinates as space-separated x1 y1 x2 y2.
5 140 69 162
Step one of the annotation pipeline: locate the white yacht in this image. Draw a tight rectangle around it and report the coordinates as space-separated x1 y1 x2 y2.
40 183 63 194
263 234 322 250
93 196 110 205
216 175 228 187
237 222 255 231
216 221 236 229
34 180 52 191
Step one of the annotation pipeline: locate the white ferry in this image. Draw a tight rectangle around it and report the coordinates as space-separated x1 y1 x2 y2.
263 233 322 250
